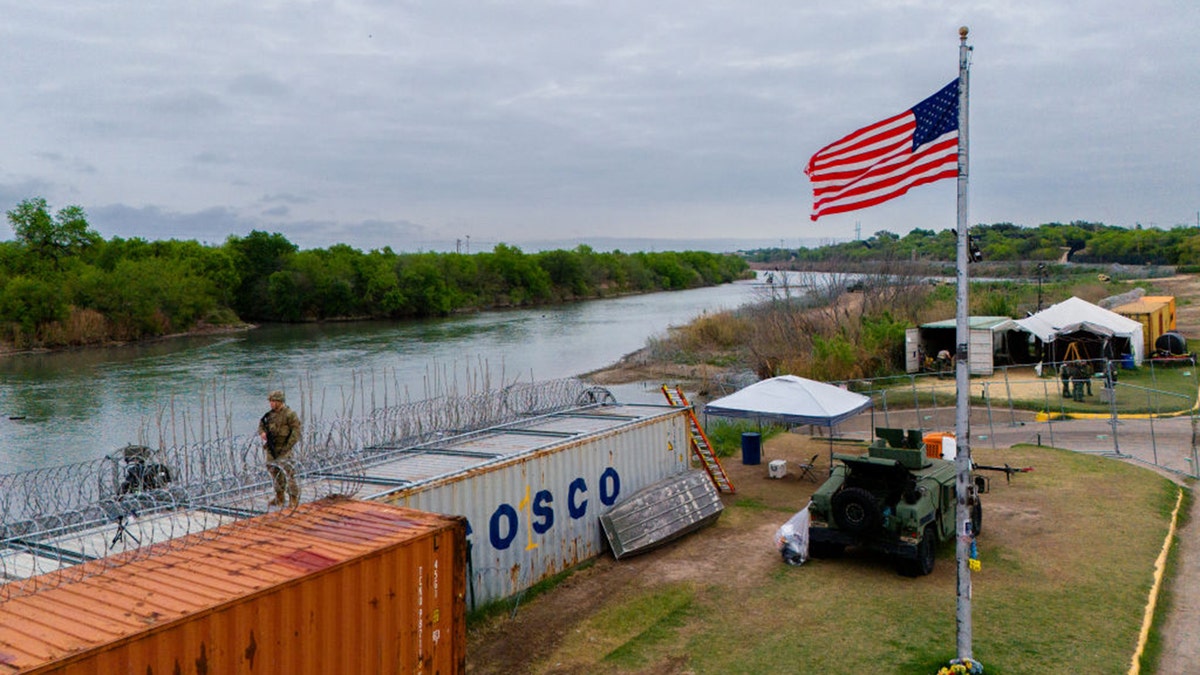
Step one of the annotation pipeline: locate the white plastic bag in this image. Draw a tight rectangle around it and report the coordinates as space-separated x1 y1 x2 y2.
775 505 811 566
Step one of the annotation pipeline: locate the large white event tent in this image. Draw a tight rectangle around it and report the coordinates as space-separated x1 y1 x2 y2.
1015 296 1144 366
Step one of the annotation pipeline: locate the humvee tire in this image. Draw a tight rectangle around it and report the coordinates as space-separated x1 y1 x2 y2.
831 487 883 534
898 524 937 577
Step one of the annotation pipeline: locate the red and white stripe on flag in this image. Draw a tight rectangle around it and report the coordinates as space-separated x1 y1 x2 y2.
805 80 959 221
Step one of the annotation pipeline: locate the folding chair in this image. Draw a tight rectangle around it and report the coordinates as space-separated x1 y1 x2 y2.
796 454 820 482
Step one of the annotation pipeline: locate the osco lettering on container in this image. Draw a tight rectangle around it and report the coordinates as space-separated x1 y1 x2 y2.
468 467 622 550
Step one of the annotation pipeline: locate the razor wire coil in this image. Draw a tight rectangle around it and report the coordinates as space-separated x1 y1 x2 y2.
0 377 595 601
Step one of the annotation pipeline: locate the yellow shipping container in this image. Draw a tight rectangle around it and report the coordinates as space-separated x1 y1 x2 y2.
1113 296 1176 354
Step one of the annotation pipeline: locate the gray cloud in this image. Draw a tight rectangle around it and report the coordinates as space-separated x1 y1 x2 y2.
2 0 1198 252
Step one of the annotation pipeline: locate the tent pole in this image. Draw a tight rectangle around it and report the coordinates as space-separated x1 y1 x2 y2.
828 430 834 468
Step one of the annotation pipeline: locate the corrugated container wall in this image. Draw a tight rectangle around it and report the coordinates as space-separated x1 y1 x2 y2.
375 408 691 607
0 498 466 675
1141 296 1177 332
968 328 995 375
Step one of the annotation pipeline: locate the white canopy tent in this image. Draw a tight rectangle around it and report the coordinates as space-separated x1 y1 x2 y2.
1015 296 1144 366
703 375 874 464
703 375 873 426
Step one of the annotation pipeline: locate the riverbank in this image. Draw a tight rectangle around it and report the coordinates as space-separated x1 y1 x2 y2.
579 347 718 387
0 321 256 358
0 274 754 359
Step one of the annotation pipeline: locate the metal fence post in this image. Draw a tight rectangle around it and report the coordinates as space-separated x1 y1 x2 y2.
1146 383 1158 467
1058 364 1068 420
910 374 920 428
1002 365 1017 427
1192 412 1200 479
1108 379 1121 457
1042 379 1055 448
982 381 996 449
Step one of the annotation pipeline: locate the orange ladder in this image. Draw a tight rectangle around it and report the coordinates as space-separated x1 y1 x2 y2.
661 385 735 494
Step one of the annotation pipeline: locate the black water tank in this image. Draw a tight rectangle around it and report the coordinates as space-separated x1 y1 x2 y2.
1156 331 1187 355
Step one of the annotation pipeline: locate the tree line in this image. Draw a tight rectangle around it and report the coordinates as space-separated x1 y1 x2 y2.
746 221 1200 268
1 198 750 349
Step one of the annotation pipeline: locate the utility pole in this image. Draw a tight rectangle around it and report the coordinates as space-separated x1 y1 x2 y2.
1036 263 1045 312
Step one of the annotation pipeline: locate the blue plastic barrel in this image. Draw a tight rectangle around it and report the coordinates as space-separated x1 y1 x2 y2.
741 432 762 465
1121 354 1135 369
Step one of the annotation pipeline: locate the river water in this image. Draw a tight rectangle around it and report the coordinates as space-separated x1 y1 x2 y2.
0 273 798 473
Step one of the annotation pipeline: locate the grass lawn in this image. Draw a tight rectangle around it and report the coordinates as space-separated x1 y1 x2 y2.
477 442 1183 674
865 365 1199 417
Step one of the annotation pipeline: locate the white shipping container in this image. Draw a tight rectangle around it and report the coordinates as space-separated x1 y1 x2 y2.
368 403 693 606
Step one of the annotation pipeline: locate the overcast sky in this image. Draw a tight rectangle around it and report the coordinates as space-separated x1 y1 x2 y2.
2 1 1197 253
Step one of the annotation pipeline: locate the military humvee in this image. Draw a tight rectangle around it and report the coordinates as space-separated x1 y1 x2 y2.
807 441 984 576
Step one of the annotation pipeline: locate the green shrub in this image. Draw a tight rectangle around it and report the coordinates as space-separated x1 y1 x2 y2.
0 276 68 337
702 419 784 457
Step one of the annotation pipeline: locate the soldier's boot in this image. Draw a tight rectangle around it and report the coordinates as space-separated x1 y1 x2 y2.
268 495 283 506
289 496 300 508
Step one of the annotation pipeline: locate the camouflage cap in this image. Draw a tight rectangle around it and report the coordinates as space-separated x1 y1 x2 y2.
268 390 285 402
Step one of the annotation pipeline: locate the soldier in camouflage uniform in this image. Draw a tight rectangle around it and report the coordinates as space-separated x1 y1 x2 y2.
258 390 302 507
1070 361 1087 402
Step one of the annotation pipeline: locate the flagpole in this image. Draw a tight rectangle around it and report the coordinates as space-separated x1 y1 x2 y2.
953 25 976 665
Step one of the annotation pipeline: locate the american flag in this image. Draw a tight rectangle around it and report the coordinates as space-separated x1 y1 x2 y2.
805 80 959 222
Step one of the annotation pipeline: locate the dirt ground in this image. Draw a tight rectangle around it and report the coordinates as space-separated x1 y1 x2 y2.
467 274 1200 673
465 432 832 675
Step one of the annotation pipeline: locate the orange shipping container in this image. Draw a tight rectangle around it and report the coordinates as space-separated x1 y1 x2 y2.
0 497 466 674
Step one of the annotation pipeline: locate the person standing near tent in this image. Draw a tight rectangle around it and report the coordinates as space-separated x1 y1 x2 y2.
1075 362 1094 398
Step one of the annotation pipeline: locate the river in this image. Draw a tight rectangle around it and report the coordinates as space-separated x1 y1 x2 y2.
0 272 801 473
